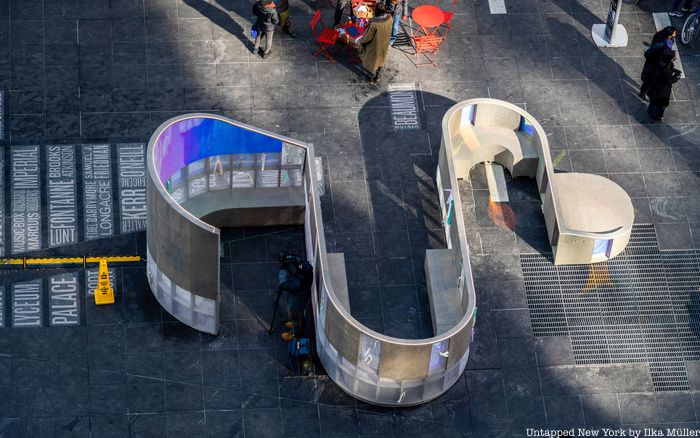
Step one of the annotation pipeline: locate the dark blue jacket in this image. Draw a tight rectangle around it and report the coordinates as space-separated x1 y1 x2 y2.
253 1 280 33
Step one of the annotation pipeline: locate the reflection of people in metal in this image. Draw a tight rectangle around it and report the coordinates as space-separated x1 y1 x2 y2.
278 259 313 341
213 157 224 175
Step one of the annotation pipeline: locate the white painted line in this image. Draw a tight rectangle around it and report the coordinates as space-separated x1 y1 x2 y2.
652 12 685 78
489 0 506 15
485 162 509 203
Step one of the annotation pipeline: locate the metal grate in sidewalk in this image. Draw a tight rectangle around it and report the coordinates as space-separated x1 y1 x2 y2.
521 224 700 391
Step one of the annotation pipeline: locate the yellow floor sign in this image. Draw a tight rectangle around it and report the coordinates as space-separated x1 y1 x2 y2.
94 259 115 306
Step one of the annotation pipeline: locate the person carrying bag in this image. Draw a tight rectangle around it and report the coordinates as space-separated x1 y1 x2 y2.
252 0 279 59
647 49 681 121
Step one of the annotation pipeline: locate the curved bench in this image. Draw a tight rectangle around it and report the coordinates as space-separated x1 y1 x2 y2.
440 98 635 265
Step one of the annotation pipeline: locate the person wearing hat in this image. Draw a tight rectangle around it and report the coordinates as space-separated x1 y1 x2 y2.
279 260 314 341
252 0 279 59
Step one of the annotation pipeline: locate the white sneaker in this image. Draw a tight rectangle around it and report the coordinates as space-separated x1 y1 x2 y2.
669 10 684 17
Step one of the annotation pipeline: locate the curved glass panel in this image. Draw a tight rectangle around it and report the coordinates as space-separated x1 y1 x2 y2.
153 117 283 184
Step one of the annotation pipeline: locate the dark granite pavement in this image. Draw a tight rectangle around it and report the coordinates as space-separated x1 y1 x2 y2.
1 0 700 436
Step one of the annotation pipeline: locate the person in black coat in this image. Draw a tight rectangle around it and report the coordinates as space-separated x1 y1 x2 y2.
640 26 676 100
252 0 279 59
647 50 680 121
279 261 313 341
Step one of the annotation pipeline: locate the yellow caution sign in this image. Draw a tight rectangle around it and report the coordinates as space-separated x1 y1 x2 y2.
94 259 115 306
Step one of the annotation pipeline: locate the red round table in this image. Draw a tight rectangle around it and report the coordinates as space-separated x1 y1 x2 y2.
412 4 444 35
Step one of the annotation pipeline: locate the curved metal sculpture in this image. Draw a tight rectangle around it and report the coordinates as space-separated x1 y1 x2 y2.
145 113 477 406
145 100 633 406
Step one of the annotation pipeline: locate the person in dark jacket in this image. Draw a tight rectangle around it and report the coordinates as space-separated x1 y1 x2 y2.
334 0 350 26
647 50 680 121
640 26 676 100
386 0 408 46
279 261 313 341
252 0 279 59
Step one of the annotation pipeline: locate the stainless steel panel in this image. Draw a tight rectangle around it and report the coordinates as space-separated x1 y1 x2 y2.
324 299 360 364
378 343 431 380
447 315 474 369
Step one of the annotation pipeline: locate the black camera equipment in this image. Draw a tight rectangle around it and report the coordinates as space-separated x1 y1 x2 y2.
269 250 302 335
279 250 301 273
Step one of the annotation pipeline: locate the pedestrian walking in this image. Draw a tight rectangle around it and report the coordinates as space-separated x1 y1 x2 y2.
354 2 393 83
252 0 279 59
647 50 682 121
640 26 676 100
386 0 408 46
670 0 695 17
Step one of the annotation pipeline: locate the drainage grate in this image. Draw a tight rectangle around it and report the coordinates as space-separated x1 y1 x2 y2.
521 224 700 391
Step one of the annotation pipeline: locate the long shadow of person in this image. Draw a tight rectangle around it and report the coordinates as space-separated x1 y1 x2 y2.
184 0 253 51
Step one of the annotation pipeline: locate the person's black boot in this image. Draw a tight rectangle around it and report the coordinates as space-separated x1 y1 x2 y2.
262 49 271 59
372 67 382 83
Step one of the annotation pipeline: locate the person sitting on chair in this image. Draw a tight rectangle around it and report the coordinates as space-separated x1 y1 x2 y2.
279 260 313 341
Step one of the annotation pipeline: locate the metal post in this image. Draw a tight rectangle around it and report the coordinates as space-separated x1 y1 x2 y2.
591 0 629 47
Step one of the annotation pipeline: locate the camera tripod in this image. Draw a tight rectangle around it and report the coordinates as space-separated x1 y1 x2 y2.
268 286 287 335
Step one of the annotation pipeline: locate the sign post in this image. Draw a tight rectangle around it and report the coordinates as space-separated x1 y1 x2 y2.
591 0 628 47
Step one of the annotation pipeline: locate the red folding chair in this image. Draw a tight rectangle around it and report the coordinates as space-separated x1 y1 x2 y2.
441 0 457 32
411 34 444 68
311 10 340 62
